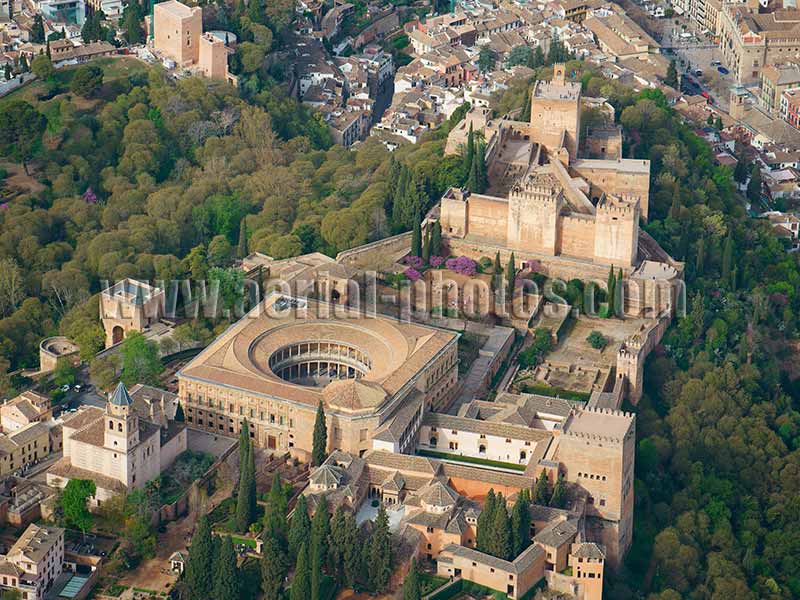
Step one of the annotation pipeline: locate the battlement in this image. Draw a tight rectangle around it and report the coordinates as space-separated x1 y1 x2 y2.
580 406 634 420
562 429 626 445
445 187 472 203
596 193 639 216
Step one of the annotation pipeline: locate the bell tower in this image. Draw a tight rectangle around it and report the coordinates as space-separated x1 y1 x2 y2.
104 382 140 452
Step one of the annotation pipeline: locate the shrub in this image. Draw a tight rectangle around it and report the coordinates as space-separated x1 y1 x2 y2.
478 256 493 272
445 256 477 276
587 330 608 350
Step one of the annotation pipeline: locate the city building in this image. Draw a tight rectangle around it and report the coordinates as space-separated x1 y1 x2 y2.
759 63 800 115
781 87 800 128
177 293 460 460
47 382 187 504
0 392 52 432
0 423 51 478
38 0 85 25
0 524 64 600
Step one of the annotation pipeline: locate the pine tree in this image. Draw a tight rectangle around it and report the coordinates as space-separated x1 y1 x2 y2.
288 494 311 563
411 211 422 257
606 266 616 316
214 536 241 600
665 59 678 88
368 504 392 593
311 401 327 467
238 217 248 259
505 252 516 298
403 558 422 600
476 489 496 552
430 221 442 256
185 516 214 598
491 494 512 560
722 233 733 285
261 536 289 600
511 489 530 558
533 471 549 506
549 473 566 508
290 543 310 600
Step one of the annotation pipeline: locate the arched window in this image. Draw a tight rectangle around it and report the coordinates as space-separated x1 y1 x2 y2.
479 445 486 454
520 451 527 461
109 421 114 430
118 423 123 432
429 437 437 447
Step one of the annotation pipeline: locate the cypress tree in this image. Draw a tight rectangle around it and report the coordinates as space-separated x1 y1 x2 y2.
549 473 566 508
695 237 706 275
214 536 241 600
238 217 248 259
505 252 516 298
411 211 422 258
184 516 213 598
476 489 496 553
422 228 431 263
311 495 330 573
463 122 475 179
722 233 733 285
511 489 530 558
669 187 681 219
391 167 410 233
606 266 615 316
476 143 488 193
290 543 310 600
430 221 442 256
341 513 360 588
368 504 392 593
174 401 185 422
239 419 250 469
533 471 549 506
491 494 512 560
310 530 323 600
491 251 502 292
288 495 311 563
385 157 401 216
614 267 624 317
261 536 289 600
466 150 479 192
747 165 762 205
311 401 327 467
403 558 421 600
328 505 347 580
235 441 254 532
263 472 287 547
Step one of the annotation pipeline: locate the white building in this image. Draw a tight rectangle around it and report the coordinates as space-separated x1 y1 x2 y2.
0 524 64 600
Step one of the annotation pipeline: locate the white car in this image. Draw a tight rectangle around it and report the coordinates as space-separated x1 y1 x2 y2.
73 384 82 392
60 384 70 392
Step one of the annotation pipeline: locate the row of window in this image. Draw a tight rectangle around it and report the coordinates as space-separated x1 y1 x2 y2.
577 472 607 482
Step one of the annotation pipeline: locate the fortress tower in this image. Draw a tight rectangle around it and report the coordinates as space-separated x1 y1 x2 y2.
529 64 582 161
507 171 564 254
593 193 640 267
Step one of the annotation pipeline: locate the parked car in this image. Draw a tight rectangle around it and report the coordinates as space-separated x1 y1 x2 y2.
717 66 729 75
73 384 82 392
694 69 703 77
60 384 70 392
710 60 721 66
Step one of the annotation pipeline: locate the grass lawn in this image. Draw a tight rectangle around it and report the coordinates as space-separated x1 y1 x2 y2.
229 535 257 548
416 450 526 472
420 573 448 595
520 383 590 403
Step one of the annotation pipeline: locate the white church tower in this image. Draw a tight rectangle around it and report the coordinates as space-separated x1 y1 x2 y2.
104 382 140 451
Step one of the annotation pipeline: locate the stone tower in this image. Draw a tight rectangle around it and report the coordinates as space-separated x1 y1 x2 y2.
507 170 563 254
529 63 582 160
593 193 640 267
104 382 140 452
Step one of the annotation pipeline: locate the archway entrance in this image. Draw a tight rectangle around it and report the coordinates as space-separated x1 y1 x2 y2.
112 326 124 345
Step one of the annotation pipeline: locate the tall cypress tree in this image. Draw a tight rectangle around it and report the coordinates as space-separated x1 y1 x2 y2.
463 122 475 180
174 401 185 422
422 228 431 263
695 236 706 275
288 495 311 563
549 473 566 508
368 504 392 593
505 252 516 298
411 211 422 258
342 513 360 588
606 266 616 316
614 267 624 317
467 150 479 192
312 401 327 467
311 495 331 574
261 537 289 600
235 441 254 532
476 143 488 193
430 221 442 256
238 217 248 259
391 167 410 233
239 419 250 470
491 251 502 292
403 558 422 600
214 536 241 600
476 489 497 553
328 505 347 581
263 472 287 547
533 472 549 506
310 530 323 600
722 233 734 285
491 494 512 561
290 543 310 600
184 516 214 598
511 489 531 558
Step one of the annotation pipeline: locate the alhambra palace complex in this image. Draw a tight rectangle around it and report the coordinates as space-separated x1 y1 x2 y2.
86 65 685 600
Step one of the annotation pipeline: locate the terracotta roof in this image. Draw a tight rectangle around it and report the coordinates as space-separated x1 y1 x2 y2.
533 518 578 548
571 542 605 560
47 458 127 493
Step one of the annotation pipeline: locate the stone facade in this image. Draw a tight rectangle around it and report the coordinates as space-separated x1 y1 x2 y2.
153 0 202 67
100 279 164 348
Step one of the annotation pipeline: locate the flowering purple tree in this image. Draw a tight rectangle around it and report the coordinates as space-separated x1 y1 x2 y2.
445 256 477 276
404 268 423 282
429 256 445 268
83 187 97 204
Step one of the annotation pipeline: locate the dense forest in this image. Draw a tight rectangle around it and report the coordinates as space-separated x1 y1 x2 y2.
1 47 800 599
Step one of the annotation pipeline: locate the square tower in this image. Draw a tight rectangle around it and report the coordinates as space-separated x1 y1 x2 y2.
104 382 140 452
529 63 582 160
153 0 202 67
507 169 563 254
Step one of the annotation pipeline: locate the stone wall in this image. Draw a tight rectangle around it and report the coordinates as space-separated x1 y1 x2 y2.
335 231 411 270
559 214 596 259
616 310 671 404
